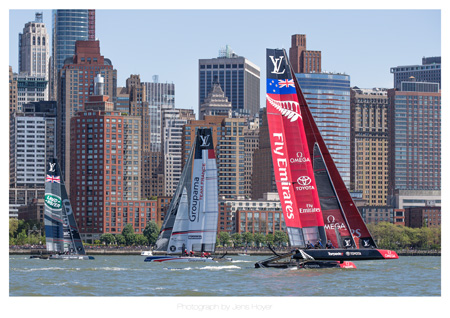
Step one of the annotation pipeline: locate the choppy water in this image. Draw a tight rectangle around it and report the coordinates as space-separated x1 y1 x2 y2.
9 255 440 297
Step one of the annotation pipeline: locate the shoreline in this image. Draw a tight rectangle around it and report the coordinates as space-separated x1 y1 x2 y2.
9 247 441 256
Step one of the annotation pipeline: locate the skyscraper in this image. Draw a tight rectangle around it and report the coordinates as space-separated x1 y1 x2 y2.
390 56 441 90
199 77 232 119
9 101 57 217
289 34 351 188
295 73 352 188
50 9 95 100
199 45 260 117
350 87 389 205
162 108 195 196
69 109 156 242
388 78 441 193
289 34 321 74
57 40 116 189
144 77 175 152
19 12 49 79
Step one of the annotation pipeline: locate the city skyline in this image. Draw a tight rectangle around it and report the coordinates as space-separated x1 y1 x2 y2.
9 8 441 113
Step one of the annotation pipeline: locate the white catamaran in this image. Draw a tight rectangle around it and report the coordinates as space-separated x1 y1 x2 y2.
145 128 228 263
32 158 94 260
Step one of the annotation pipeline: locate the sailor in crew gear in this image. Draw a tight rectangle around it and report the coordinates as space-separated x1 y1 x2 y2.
326 240 335 249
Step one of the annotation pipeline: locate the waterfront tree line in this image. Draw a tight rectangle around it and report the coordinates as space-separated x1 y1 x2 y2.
9 219 440 251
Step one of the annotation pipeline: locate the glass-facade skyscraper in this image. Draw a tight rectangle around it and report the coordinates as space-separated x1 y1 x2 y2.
295 73 351 188
50 9 95 99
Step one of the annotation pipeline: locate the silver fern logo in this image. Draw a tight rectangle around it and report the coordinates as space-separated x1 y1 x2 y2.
266 94 301 122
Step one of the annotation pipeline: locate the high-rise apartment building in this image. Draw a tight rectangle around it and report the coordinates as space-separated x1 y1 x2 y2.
144 77 175 152
50 9 95 100
251 108 276 200
199 46 260 117
9 101 57 218
57 40 117 189
162 108 195 196
388 79 441 194
19 12 49 79
14 74 48 112
350 87 389 205
182 115 247 200
289 34 322 74
243 120 259 199
390 56 441 90
69 109 157 242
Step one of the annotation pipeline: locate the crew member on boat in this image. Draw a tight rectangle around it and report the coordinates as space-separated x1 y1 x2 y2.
326 240 335 249
314 240 324 249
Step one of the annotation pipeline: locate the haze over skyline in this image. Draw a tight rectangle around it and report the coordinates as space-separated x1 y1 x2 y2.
9 8 441 112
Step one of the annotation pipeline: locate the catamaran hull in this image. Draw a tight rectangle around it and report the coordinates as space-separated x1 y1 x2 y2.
294 249 399 261
255 260 356 269
144 255 216 262
30 254 94 260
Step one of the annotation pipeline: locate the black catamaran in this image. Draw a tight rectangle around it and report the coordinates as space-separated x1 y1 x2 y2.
32 158 94 260
145 128 230 262
255 49 398 269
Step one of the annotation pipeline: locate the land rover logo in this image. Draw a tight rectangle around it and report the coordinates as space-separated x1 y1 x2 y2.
297 176 312 185
169 245 176 252
44 194 62 210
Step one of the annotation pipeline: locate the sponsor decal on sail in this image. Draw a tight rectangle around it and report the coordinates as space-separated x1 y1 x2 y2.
324 215 347 231
290 152 311 164
295 176 316 191
271 133 295 220
266 94 301 122
190 177 200 222
44 193 62 210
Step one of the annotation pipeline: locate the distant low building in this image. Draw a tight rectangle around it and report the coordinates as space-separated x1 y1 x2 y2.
17 198 45 224
405 206 441 228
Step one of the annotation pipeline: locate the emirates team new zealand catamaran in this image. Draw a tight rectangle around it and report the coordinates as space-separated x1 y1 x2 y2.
31 158 94 260
255 49 398 269
145 128 229 263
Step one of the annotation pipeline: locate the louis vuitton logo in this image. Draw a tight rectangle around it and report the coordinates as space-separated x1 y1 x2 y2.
269 55 286 75
48 162 56 172
199 135 210 147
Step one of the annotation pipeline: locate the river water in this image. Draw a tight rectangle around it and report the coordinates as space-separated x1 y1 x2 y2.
9 254 440 297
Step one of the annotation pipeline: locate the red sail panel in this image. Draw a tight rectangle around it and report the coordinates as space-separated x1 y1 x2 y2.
266 49 326 247
291 65 377 248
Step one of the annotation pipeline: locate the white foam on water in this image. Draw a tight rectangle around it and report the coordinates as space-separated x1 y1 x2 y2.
198 265 241 270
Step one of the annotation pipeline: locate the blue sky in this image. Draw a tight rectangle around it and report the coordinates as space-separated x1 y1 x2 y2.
9 9 441 111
